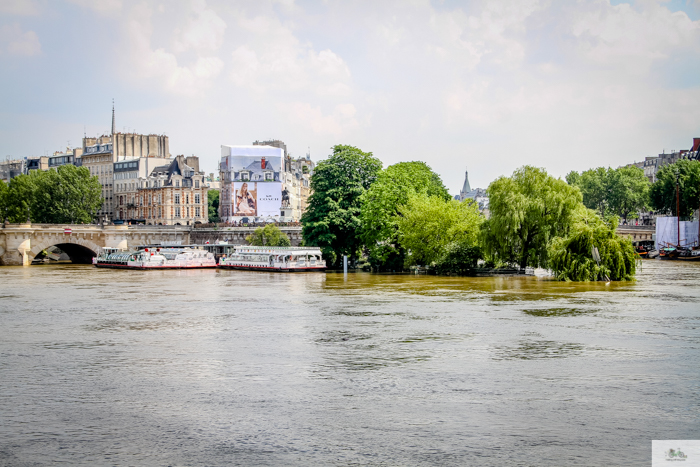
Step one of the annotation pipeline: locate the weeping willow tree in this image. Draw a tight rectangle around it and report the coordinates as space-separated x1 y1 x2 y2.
548 208 637 281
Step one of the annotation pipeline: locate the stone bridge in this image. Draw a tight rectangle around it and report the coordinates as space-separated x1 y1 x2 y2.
0 223 303 266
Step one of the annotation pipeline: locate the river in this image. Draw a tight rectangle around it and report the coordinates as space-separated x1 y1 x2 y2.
0 261 698 466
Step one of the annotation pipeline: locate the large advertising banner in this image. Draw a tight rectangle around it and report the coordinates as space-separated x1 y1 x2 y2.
256 182 282 217
233 181 257 217
221 146 283 182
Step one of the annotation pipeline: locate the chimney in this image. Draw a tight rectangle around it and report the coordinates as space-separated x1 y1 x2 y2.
261 157 266 169
693 137 700 152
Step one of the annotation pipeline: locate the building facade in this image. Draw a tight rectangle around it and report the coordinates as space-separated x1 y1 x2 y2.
81 132 171 222
219 142 314 222
0 159 26 182
134 155 208 225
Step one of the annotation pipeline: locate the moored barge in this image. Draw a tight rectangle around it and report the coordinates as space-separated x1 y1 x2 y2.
218 246 326 271
93 246 217 269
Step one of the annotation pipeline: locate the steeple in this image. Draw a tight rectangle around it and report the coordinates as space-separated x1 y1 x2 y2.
460 167 471 199
111 99 115 136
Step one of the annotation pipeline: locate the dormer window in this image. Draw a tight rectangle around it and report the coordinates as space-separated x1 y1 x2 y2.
241 171 250 181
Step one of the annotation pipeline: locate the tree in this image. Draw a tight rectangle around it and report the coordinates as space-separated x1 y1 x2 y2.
0 180 7 222
650 159 700 218
6 172 38 223
608 166 649 222
481 166 582 270
301 145 382 266
569 166 650 221
360 161 451 270
549 207 636 281
208 189 220 222
395 194 482 268
246 224 291 246
32 165 102 223
5 166 101 223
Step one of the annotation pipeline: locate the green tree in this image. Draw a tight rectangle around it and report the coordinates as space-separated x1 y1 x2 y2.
549 207 636 281
395 194 482 268
0 179 7 222
6 172 38 223
608 166 650 222
301 145 382 266
650 159 700 218
5 166 101 223
481 165 582 270
32 165 102 223
246 224 292 246
565 170 581 186
569 166 650 221
208 189 220 222
360 161 450 270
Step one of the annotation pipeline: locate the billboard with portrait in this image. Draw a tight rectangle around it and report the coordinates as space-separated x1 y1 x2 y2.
233 182 257 217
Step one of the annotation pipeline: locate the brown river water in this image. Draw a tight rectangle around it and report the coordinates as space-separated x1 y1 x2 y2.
0 261 698 466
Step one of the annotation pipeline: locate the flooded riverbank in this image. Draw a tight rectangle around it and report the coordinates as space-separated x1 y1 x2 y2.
0 260 698 465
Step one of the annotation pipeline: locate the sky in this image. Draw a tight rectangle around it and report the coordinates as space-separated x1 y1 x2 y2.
1 0 699 194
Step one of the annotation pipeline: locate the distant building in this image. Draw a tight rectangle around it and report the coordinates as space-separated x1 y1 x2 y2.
26 156 49 172
205 173 220 190
625 137 700 183
82 104 171 221
219 141 314 222
457 168 489 214
0 158 26 182
113 156 171 221
49 147 83 169
134 155 208 225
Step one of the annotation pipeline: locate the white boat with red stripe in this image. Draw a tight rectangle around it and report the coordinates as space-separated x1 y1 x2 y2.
218 246 326 272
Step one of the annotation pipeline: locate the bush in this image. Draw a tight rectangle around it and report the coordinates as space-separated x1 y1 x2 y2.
548 209 636 281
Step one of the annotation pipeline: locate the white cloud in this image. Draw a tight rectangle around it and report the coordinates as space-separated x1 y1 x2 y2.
120 2 225 95
0 0 40 15
173 0 227 52
65 0 122 14
228 15 352 97
0 24 41 56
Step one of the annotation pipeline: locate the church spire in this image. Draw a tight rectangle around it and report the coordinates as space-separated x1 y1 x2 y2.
460 167 471 197
111 99 115 136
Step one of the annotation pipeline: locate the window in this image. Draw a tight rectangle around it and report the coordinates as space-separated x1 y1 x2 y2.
175 194 180 204
195 180 199 188
186 194 189 204
175 180 180 187
195 207 200 217
265 172 272 181
186 207 190 217
242 172 249 181
195 194 200 204
175 207 181 217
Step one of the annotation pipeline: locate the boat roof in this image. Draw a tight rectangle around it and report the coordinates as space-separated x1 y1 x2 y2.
235 246 323 255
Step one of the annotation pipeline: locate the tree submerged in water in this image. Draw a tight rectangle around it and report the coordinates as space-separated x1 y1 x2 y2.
548 208 636 281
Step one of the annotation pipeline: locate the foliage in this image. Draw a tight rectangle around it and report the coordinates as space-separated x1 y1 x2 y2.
301 145 382 266
549 207 636 281
568 166 650 221
360 161 451 270
4 166 102 223
649 159 700 218
481 165 582 270
395 194 482 268
434 243 483 274
208 189 220 222
0 180 7 221
246 224 291 246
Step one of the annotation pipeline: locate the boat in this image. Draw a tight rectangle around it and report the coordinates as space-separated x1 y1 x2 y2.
93 246 217 269
633 240 655 258
677 248 700 262
218 245 326 271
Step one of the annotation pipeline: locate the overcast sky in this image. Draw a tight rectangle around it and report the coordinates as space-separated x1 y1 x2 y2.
1 0 699 193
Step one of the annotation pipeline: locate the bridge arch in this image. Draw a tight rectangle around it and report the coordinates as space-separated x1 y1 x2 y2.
30 237 100 264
